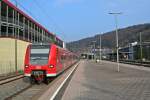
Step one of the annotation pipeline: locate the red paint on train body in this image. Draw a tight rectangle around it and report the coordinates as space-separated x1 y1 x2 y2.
24 43 78 83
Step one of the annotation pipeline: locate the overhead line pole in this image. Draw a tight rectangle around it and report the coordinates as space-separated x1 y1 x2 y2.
92 41 96 60
94 41 96 60
14 0 18 74
109 12 122 72
100 33 102 63
140 32 143 61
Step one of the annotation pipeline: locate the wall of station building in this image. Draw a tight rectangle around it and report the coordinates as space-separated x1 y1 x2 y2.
0 38 29 75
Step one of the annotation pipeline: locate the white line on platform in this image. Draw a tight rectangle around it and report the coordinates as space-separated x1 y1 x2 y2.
49 62 80 100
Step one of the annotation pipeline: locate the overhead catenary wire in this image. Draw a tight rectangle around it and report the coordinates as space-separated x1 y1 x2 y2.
33 0 68 41
12 0 39 22
12 0 66 40
11 0 69 42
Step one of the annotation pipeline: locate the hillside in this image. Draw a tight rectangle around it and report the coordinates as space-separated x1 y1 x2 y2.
66 23 150 54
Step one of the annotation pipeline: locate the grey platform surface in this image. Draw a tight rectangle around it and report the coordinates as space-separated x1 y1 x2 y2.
61 60 150 100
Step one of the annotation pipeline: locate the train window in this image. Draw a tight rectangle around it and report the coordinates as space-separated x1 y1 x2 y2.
56 48 59 56
30 45 51 65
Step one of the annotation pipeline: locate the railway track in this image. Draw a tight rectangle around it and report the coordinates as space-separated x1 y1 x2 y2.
0 74 24 85
0 61 80 100
0 75 41 100
5 84 33 100
2 77 56 100
1 62 80 100
0 75 30 100
10 84 48 100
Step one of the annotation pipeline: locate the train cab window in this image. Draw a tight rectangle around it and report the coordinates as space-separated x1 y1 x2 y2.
30 45 50 65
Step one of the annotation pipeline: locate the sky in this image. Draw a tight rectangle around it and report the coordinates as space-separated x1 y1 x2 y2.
10 0 150 42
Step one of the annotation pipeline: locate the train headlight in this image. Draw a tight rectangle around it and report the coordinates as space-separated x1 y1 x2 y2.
25 65 29 68
49 65 54 68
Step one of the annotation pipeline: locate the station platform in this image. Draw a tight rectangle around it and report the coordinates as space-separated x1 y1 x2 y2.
61 60 150 100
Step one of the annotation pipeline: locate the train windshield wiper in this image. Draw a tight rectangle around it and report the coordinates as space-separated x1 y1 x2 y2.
31 57 41 60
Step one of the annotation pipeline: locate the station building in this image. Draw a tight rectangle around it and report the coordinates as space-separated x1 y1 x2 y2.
0 0 63 74
107 43 150 61
81 53 95 59
119 43 150 61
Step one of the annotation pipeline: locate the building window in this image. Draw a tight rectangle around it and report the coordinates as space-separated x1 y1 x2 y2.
19 28 23 39
1 26 7 36
1 1 7 22
8 27 13 37
8 6 13 23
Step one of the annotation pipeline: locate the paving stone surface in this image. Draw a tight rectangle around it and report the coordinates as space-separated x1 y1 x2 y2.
62 60 150 100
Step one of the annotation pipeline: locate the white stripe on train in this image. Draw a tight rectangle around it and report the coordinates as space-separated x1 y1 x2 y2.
24 73 57 77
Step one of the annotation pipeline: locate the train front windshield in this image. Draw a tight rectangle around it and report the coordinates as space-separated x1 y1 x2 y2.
30 45 50 65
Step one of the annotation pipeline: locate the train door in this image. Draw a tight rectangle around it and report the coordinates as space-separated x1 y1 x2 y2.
56 48 63 73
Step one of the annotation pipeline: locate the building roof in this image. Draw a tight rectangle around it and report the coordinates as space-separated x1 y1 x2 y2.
3 0 62 42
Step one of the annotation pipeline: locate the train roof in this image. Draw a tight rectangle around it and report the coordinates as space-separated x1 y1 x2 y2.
29 43 78 56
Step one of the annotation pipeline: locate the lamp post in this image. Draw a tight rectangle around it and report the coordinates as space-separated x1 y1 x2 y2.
99 33 102 63
140 32 143 61
109 12 122 72
92 41 96 60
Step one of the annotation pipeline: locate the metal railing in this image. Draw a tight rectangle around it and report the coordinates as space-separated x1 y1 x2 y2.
1 16 24 27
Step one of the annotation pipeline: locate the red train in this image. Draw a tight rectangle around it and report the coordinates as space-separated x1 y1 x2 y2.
24 43 78 84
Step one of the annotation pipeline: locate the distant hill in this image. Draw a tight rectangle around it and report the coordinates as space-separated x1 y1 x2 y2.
66 23 150 54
